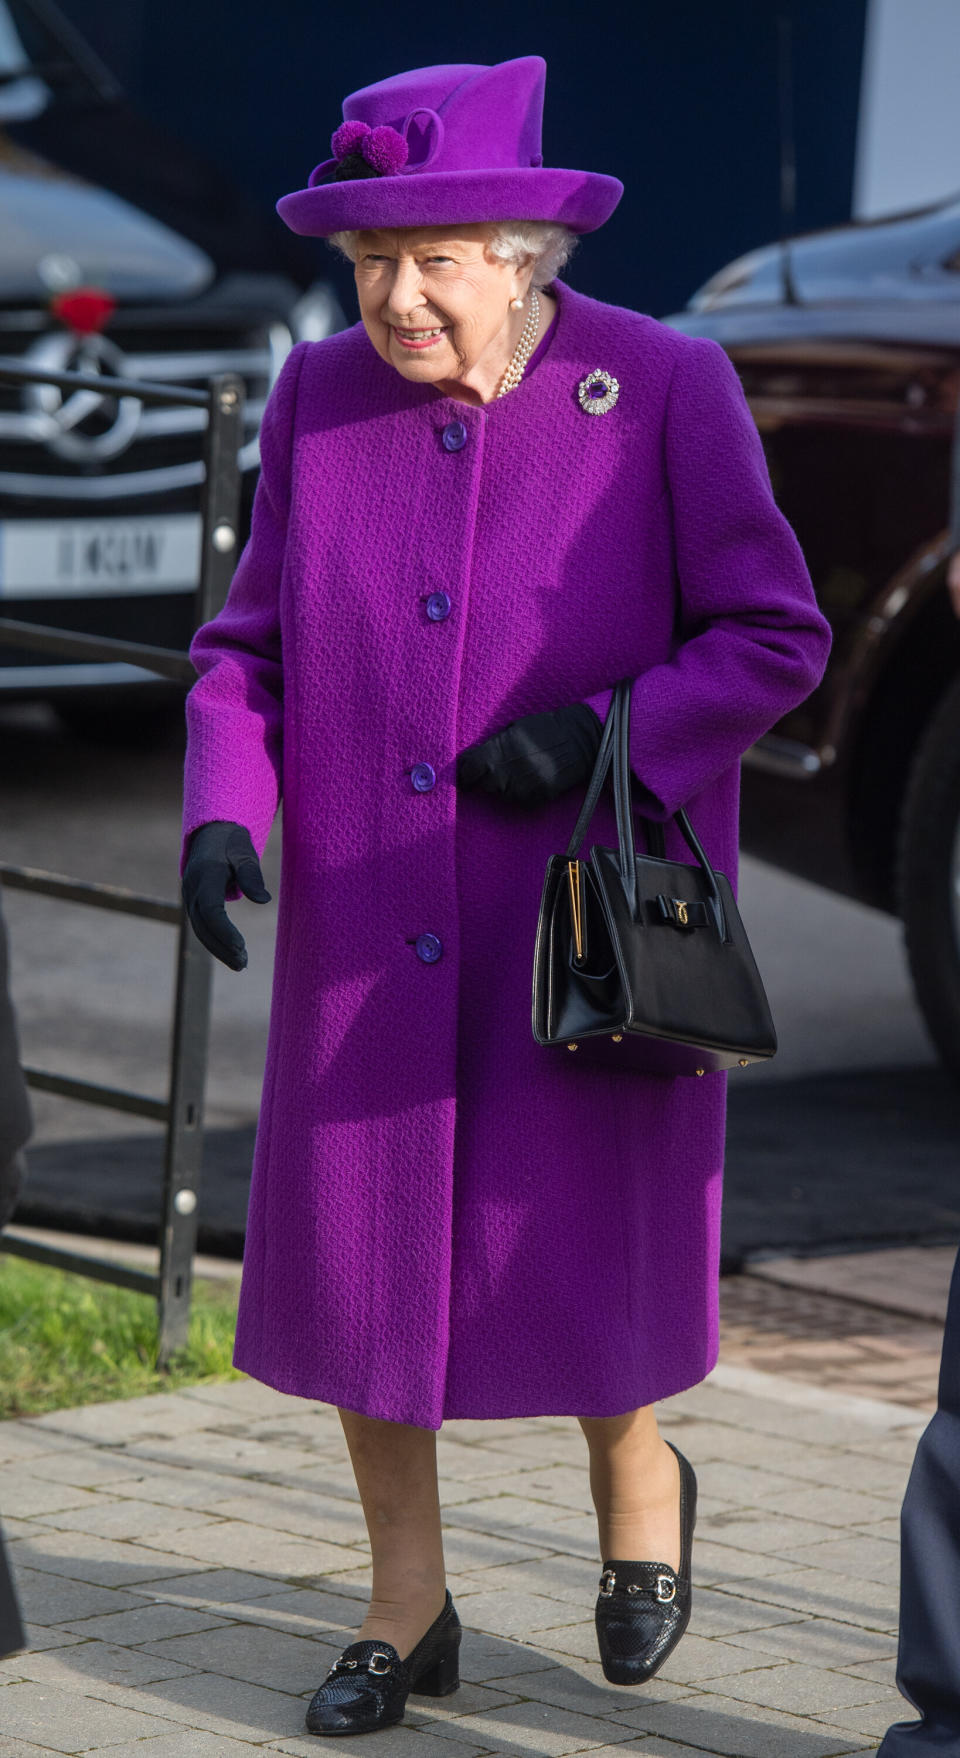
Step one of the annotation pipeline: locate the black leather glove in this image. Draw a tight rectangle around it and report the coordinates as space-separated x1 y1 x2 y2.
456 703 603 806
182 821 271 971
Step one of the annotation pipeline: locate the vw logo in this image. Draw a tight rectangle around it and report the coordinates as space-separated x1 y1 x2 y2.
24 331 142 462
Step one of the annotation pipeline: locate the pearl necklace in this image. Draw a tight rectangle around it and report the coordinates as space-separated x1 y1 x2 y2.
495 290 541 399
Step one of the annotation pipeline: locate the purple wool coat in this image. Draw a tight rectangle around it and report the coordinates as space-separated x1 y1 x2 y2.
182 279 830 1427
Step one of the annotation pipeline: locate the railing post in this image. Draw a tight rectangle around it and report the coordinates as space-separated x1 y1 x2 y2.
156 919 216 1364
198 372 245 623
157 372 244 1365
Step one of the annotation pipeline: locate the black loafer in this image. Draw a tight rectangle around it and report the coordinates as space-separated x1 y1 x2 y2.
305 1590 461 1735
595 1441 697 1685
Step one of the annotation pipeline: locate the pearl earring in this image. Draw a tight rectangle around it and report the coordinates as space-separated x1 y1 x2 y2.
510 296 524 311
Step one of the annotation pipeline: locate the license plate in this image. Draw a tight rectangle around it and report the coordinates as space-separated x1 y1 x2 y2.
0 515 202 597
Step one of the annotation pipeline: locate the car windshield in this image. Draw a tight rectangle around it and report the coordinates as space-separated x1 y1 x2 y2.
0 0 120 122
0 2 48 121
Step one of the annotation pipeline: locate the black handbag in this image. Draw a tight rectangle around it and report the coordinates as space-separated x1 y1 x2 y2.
532 679 777 1076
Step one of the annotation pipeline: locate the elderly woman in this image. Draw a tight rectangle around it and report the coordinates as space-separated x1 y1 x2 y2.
181 56 830 1737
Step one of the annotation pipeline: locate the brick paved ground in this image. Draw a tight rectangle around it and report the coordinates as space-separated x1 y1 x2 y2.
719 1276 944 1413
0 1364 926 1757
717 1243 956 1415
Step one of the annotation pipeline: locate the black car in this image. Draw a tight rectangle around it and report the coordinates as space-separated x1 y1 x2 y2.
666 194 960 1078
0 0 342 737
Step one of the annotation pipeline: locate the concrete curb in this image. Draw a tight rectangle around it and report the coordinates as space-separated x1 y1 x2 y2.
708 1358 930 1432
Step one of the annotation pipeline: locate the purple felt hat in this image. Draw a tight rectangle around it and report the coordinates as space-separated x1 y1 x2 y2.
276 56 623 238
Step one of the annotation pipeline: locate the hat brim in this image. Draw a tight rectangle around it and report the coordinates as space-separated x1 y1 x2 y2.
276 167 623 238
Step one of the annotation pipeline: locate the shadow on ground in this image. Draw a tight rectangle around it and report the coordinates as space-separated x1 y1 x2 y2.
723 1063 960 1265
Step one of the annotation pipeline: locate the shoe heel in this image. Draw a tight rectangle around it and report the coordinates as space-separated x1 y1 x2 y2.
413 1646 460 1697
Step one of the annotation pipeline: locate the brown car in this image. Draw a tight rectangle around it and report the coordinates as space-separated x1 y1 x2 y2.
666 195 960 1079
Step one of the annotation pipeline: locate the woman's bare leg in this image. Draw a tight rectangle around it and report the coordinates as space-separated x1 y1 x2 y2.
338 1408 447 1655
578 1406 681 1570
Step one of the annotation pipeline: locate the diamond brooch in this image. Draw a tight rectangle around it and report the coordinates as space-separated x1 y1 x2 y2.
578 369 620 416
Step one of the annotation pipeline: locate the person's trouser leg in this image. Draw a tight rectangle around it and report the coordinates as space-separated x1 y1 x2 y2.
878 1244 960 1753
0 1523 24 1661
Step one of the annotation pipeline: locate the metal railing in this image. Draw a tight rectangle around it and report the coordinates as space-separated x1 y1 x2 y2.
0 358 244 1365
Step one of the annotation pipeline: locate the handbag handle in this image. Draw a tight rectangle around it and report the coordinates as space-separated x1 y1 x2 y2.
564 689 620 858
564 679 665 863
612 680 727 937
568 680 728 939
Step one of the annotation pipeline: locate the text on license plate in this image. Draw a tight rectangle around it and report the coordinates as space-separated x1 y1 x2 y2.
0 515 203 598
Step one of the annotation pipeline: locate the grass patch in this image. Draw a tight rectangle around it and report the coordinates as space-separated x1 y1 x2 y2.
0 1255 242 1419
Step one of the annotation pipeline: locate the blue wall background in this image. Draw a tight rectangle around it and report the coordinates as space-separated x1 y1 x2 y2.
57 0 868 320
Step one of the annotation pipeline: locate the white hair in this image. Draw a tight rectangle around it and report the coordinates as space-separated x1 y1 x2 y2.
484 222 577 287
328 221 577 288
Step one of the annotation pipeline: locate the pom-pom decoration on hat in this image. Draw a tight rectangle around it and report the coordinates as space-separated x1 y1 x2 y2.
330 119 370 160
364 125 409 175
331 119 409 177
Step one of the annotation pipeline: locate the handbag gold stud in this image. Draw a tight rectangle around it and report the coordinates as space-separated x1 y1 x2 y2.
696 1068 705 1077
739 1058 749 1067
567 1041 578 1051
611 1034 623 1042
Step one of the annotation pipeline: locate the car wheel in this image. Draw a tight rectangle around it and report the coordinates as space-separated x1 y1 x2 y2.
899 671 960 1082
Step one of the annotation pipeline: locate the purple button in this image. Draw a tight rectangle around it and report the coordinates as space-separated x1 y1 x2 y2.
411 762 436 793
441 420 468 453
415 932 443 963
426 591 452 622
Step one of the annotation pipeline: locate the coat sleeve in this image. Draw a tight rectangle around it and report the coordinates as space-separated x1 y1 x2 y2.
584 335 832 819
180 341 308 876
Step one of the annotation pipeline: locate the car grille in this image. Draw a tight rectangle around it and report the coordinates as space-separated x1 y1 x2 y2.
0 311 292 502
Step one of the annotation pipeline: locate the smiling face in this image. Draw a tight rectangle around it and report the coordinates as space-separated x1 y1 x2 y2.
353 224 535 402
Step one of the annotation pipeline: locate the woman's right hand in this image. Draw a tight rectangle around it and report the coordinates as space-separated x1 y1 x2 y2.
182 822 271 971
